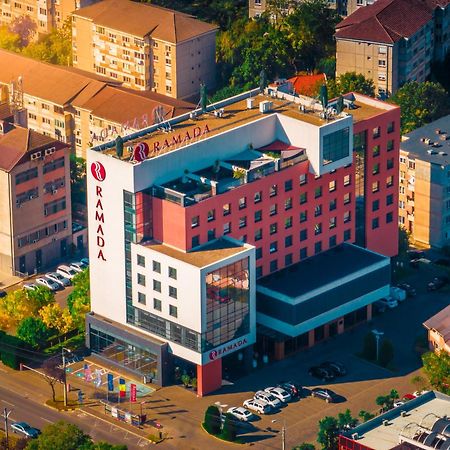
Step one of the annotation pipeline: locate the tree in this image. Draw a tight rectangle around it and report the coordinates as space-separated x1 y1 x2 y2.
203 405 221 435
67 269 90 331
389 81 450 134
39 303 74 334
376 389 399 413
362 332 377 361
9 15 36 46
221 413 237 441
70 153 87 206
358 410 375 422
0 330 32 369
0 25 21 51
293 445 316 450
422 350 450 394
379 339 394 368
337 409 358 431
411 374 428 392
398 227 410 260
317 416 339 450
42 357 65 402
327 72 375 98
17 317 51 348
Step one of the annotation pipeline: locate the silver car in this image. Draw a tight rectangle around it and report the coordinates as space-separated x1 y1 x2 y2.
254 390 282 409
36 277 60 291
45 272 71 287
264 387 292 403
69 262 86 273
23 283 37 291
56 265 78 280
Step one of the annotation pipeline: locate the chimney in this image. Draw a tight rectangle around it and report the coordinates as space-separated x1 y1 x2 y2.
14 108 28 128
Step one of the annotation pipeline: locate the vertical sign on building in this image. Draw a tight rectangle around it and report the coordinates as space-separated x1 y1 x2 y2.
130 383 137 403
91 161 107 261
119 378 126 402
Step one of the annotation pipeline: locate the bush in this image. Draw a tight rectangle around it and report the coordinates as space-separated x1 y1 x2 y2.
0 331 31 369
17 317 51 348
203 405 221 435
362 332 377 361
379 339 394 367
221 413 237 442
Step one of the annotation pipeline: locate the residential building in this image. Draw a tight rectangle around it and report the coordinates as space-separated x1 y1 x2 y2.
339 391 450 450
424 305 450 354
0 118 72 276
86 86 400 396
71 0 217 100
336 0 439 97
0 49 193 158
249 0 347 18
345 0 376 16
399 115 450 248
282 73 326 97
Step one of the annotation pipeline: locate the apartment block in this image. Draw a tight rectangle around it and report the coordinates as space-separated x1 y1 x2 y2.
399 115 450 248
0 117 72 276
72 0 217 100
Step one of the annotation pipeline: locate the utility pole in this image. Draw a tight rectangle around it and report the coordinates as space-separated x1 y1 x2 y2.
281 420 286 450
62 347 71 407
372 329 384 363
3 407 13 450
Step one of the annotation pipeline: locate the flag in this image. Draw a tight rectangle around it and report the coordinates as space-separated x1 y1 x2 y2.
84 364 92 382
107 373 114 392
95 369 102 388
130 383 137 403
119 378 126 398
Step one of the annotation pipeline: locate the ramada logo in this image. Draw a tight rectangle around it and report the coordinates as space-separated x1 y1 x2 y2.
91 161 106 182
209 338 248 361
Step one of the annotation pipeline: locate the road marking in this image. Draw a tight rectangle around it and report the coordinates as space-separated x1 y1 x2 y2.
41 418 53 423
2 400 15 407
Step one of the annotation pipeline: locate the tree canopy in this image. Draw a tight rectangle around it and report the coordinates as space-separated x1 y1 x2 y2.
16 317 51 348
327 72 375 98
317 416 339 450
66 269 90 331
422 351 450 395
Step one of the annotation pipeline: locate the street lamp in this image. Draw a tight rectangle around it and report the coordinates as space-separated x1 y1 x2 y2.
2 408 13 450
372 329 384 363
62 347 72 407
271 418 286 450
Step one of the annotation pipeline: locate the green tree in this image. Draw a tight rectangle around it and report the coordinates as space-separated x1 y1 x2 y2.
221 413 237 441
88 444 127 450
410 374 427 392
70 153 87 205
376 389 399 412
422 350 450 394
379 339 394 368
16 317 51 348
337 409 358 431
327 72 375 98
0 330 32 369
317 416 339 450
293 444 316 450
389 81 450 134
67 269 90 331
362 332 377 361
203 405 221 435
358 410 375 422
398 227 410 259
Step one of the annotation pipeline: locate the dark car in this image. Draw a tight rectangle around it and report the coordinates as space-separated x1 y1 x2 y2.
397 283 416 297
11 422 41 438
308 366 335 381
320 361 347 377
311 388 338 403
0 290 6 298
278 381 302 398
407 250 425 260
427 276 449 291
434 258 450 267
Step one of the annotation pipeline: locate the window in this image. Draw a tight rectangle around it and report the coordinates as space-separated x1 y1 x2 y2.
269 184 277 197
207 229 215 241
386 212 393 223
344 211 351 223
16 168 38 185
137 254 145 267
239 216 247 228
387 140 394 152
372 200 380 211
344 229 351 241
270 260 278 272
138 292 146 305
44 198 66 216
223 203 231 216
43 157 64 174
300 247 308 259
314 223 322 235
239 197 247 209
329 198 337 211
387 158 394 170
270 223 277 235
153 279 161 292
344 175 351 186
256 266 263 278
223 222 231 234
285 254 293 266
285 216 293 229
315 187 322 199
169 305 178 318
315 205 322 217
387 121 395 133
191 235 199 248
254 210 262 222
300 211 307 223
191 216 199 228
255 228 262 241
329 235 337 247
372 218 379 229
300 192 307 204
137 273 146 286
373 126 381 138
168 267 177 280
315 241 322 254
285 235 293 247
299 174 307 185
254 191 262 203
256 247 262 260
153 261 161 273
169 286 177 299
323 127 350 164
270 204 277 216
284 179 293 192
329 180 336 192
300 229 307 241
269 241 278 253
386 194 393 206
329 217 336 229
386 175 394 187
372 181 380 193
373 145 380 157
344 193 351 205
207 209 215 222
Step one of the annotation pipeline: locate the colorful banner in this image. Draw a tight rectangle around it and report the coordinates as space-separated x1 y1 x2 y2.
119 378 126 398
95 369 102 388
84 364 92 382
130 383 137 403
107 373 114 392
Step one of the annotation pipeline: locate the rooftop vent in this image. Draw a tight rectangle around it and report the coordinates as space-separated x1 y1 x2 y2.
259 100 273 114
247 97 255 110
436 129 442 134
401 411 408 417
383 420 390 426
427 149 436 155
189 111 198 120
432 142 442 148
440 134 449 141
351 433 359 440
424 138 433 145
213 108 225 118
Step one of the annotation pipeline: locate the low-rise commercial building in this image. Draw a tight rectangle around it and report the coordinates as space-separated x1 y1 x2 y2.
72 0 217 100
424 305 450 354
399 115 450 248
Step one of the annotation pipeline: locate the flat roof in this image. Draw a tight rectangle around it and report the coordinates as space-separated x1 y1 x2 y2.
401 114 450 165
141 238 249 268
344 391 450 450
257 243 388 298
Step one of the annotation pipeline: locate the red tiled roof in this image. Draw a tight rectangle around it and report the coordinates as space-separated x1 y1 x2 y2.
287 74 326 96
336 0 433 44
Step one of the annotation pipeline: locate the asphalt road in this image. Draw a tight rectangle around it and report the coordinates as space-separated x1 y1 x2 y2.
0 386 150 449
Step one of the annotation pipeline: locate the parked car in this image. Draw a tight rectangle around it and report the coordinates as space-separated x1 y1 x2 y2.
390 286 406 302
35 277 60 291
243 398 271 415
56 265 78 280
427 276 449 291
308 366 335 381
11 422 41 438
277 381 302 398
227 406 253 421
407 250 425 260
434 258 450 267
375 296 398 310
311 388 338 403
70 262 86 273
320 361 347 377
264 387 291 403
80 257 89 266
413 390 429 397
0 289 6 298
45 272 71 287
23 283 37 291
397 283 416 297
254 391 282 409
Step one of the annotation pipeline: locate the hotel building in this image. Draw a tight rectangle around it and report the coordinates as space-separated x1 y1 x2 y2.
86 87 400 396
72 0 217 100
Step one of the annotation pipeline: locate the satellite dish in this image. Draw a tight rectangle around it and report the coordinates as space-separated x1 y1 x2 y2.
131 142 149 162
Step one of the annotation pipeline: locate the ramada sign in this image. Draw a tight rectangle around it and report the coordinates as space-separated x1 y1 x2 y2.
91 161 107 262
209 338 247 361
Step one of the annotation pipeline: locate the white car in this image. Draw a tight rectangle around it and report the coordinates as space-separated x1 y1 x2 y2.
254 390 282 409
36 277 60 291
56 265 78 280
45 272 70 287
390 286 406 302
23 283 37 291
227 406 253 421
393 400 405 408
264 387 291 403
243 398 271 415
376 296 398 310
70 262 86 273
413 390 429 397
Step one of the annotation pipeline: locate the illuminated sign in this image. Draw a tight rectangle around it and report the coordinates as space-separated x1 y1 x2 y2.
91 161 106 182
131 142 149 162
91 162 106 261
152 124 210 153
209 338 248 361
